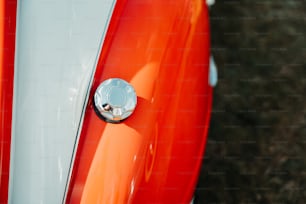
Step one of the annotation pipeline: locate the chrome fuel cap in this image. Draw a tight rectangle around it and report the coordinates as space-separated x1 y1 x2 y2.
94 78 137 123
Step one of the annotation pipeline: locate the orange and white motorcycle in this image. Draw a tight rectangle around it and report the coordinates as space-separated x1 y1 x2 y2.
0 0 217 203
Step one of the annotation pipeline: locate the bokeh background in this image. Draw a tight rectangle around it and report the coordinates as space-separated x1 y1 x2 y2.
196 1 306 203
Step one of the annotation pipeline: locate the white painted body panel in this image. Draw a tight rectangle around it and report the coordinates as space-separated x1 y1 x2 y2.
9 1 116 203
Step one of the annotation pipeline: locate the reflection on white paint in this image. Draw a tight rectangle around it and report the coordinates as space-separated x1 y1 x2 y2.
58 157 63 183
9 0 116 203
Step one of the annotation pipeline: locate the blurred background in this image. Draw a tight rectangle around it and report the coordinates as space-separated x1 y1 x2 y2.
196 1 306 203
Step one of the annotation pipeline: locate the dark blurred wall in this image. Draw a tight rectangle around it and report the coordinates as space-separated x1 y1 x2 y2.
197 1 306 203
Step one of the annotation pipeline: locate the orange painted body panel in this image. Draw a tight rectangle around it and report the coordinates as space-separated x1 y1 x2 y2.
67 0 211 203
0 0 16 202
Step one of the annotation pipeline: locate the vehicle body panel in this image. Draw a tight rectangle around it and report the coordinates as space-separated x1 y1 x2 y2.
1 0 212 203
0 1 16 203
8 1 115 203
67 0 211 203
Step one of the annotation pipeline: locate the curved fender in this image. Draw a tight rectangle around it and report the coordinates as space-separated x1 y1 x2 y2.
67 0 212 203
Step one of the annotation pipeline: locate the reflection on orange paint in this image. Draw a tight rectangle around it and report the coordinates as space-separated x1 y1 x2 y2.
0 0 17 202
67 0 211 203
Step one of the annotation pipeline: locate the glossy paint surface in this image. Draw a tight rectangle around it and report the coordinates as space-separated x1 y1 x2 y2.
0 0 16 203
9 0 116 203
67 0 211 203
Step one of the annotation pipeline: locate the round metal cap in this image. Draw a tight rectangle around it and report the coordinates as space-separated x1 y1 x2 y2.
94 78 137 123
